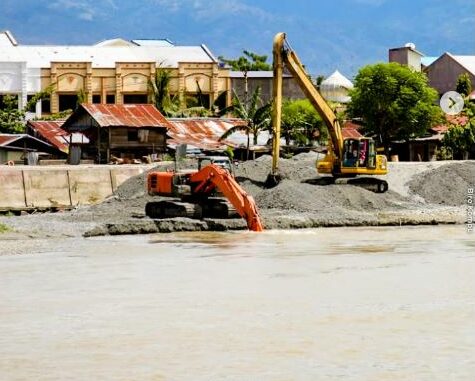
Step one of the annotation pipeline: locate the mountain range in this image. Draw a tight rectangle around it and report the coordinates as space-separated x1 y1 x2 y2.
1 0 474 77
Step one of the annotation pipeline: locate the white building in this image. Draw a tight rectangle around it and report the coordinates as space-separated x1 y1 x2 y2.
0 31 42 113
0 30 228 116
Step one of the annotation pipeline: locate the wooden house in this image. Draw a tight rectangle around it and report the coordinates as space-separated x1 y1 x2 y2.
61 104 172 163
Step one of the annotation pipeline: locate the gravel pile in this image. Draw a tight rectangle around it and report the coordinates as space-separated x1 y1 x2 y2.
82 153 468 223
0 155 470 238
408 162 475 206
253 180 407 213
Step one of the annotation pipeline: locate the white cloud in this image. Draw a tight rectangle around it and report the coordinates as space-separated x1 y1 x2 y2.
78 12 95 21
153 0 273 21
48 0 98 21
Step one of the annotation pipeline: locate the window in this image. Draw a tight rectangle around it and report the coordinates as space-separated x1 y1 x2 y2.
367 140 376 169
343 139 358 167
186 93 210 109
27 94 51 113
213 91 227 111
123 94 148 104
42 98 51 113
106 94 115 104
127 130 138 141
58 94 78 111
92 94 101 104
26 95 35 112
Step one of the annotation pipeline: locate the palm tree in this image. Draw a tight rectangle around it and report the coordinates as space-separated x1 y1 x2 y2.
219 86 271 159
149 67 174 115
150 68 231 118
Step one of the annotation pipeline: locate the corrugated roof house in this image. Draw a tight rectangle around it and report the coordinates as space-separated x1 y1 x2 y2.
0 134 59 164
167 118 264 150
61 104 172 163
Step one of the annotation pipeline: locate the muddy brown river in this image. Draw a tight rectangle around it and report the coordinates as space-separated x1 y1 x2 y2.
1 226 474 380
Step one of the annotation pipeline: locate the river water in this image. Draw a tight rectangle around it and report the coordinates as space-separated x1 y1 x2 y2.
1 226 474 381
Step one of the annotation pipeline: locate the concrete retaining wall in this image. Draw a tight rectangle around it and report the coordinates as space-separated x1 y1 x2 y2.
0 165 152 210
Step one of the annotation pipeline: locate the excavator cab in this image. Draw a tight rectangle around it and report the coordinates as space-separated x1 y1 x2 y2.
197 156 234 175
317 136 387 178
342 138 375 169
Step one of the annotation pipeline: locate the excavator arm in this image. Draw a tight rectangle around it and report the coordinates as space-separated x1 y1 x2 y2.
269 32 388 191
272 32 344 173
189 164 264 232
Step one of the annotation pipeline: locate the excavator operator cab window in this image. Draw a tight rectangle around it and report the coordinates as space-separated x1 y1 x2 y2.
343 139 359 167
343 138 375 169
358 139 368 167
198 156 233 174
367 140 376 169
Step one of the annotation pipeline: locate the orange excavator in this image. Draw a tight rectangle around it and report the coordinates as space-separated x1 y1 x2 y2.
145 163 264 232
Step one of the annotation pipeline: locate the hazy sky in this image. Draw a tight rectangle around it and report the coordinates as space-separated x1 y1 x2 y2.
1 0 474 76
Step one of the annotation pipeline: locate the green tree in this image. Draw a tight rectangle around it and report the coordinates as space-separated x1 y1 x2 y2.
315 75 325 89
281 99 326 145
442 101 475 159
149 68 174 115
33 110 72 121
149 67 230 117
0 95 25 133
219 50 271 109
1 85 59 132
219 87 271 158
25 84 54 112
76 89 87 108
347 62 442 155
218 50 271 71
456 73 472 97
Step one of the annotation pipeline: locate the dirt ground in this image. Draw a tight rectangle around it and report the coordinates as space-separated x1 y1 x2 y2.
0 154 473 243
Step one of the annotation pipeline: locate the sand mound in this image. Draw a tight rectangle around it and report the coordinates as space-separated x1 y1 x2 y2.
108 155 472 216
408 162 475 206
235 153 320 183
76 155 470 230
254 179 407 213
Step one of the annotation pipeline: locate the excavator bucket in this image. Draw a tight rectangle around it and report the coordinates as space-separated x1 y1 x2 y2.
264 173 282 188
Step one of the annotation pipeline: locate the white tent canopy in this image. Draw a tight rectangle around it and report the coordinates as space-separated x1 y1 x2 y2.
319 70 354 103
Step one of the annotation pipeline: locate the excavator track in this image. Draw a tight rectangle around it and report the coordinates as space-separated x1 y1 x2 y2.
145 200 202 219
202 198 239 219
303 177 388 193
346 178 388 193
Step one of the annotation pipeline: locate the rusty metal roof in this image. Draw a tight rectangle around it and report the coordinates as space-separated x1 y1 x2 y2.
341 121 363 139
0 134 19 146
166 118 267 150
64 104 173 129
0 133 55 151
431 115 469 134
27 120 69 153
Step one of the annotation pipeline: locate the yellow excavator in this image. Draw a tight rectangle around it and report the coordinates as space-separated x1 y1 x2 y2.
268 32 388 193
